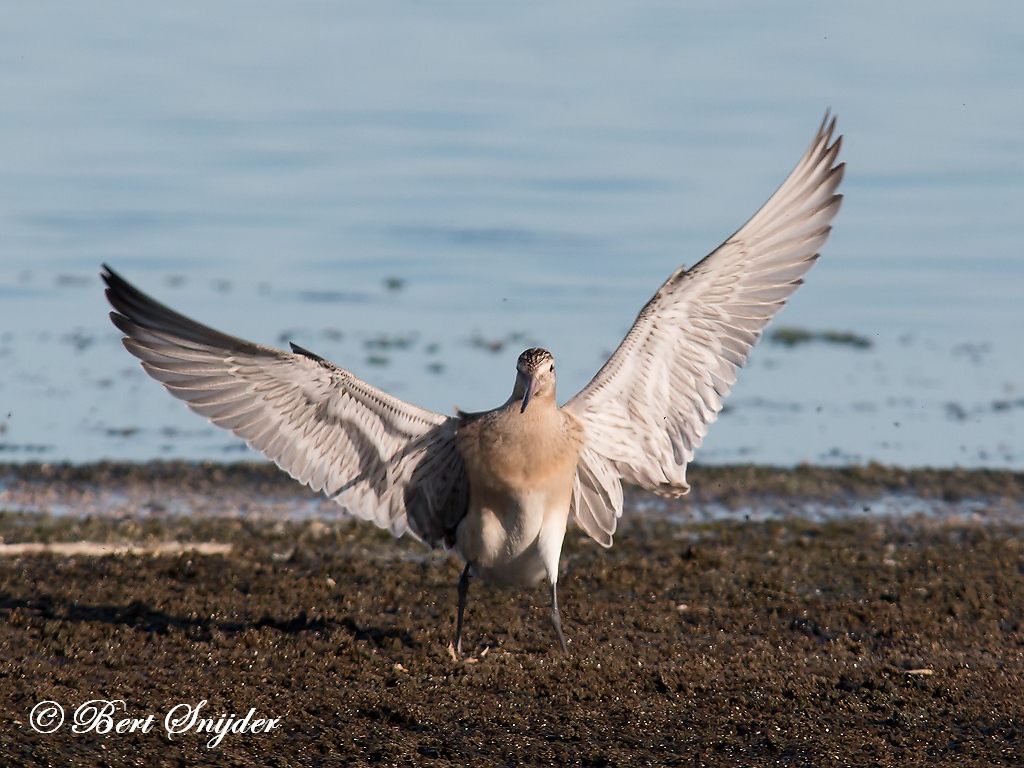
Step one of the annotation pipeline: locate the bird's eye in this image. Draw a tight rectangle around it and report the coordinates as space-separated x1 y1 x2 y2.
549 364 554 373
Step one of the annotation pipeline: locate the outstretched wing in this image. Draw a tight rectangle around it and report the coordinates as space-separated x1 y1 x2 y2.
565 115 844 544
102 266 468 546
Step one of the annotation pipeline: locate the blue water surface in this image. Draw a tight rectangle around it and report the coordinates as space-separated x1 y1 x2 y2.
0 2 1021 467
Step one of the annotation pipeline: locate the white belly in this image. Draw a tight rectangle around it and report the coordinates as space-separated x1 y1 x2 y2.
455 490 570 588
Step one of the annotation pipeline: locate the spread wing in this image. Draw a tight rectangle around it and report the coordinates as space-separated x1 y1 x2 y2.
565 115 844 546
102 265 468 546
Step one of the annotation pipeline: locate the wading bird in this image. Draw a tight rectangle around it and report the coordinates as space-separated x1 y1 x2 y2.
103 115 843 654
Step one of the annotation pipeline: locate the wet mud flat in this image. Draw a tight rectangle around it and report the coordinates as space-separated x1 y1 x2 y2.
1 464 1024 766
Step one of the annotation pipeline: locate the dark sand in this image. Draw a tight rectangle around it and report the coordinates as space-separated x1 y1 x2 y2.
2 463 1024 766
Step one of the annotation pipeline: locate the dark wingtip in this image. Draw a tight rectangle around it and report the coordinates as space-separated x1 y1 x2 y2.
289 342 325 363
100 263 130 299
816 109 840 149
100 264 264 354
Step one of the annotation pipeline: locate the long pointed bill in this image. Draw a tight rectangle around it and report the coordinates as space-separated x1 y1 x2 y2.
520 375 539 413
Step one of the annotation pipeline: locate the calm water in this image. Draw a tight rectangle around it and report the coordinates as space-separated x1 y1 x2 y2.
1 2 1022 467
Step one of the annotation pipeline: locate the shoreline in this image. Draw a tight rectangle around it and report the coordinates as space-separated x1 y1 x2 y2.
4 459 1024 501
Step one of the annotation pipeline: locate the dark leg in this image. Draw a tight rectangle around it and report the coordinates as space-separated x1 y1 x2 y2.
454 562 472 656
550 581 568 653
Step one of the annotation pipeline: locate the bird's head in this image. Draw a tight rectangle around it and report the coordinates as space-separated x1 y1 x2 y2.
514 347 556 413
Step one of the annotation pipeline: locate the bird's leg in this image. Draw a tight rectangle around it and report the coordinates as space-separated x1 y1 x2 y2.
550 581 568 653
454 561 472 656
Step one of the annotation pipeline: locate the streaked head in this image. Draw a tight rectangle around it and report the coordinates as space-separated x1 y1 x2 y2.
515 347 556 413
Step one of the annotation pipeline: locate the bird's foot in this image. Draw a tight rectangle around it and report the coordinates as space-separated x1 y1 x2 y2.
550 609 568 654
451 561 472 659
549 581 569 653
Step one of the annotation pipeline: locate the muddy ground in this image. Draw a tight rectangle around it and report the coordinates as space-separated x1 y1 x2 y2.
1 463 1024 766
